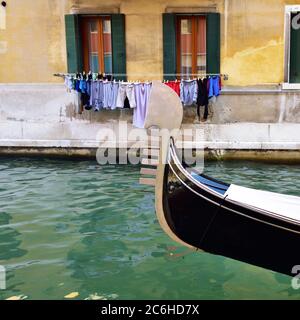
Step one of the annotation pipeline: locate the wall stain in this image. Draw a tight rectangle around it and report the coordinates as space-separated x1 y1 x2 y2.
223 39 284 86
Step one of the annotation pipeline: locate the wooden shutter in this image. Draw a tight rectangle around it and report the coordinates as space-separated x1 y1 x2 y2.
163 13 177 80
206 13 220 74
111 14 127 81
65 14 82 73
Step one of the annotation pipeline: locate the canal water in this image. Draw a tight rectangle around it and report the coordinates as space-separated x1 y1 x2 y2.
0 158 299 300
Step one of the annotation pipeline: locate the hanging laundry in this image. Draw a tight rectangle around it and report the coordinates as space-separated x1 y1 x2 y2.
103 81 119 110
164 81 180 96
64 76 74 92
133 83 152 129
208 76 221 99
116 83 136 109
82 92 91 111
81 79 91 111
90 81 104 111
62 73 224 120
72 78 83 113
74 79 81 92
197 78 209 120
180 80 198 106
124 97 131 109
84 79 92 110
79 79 87 93
78 79 89 110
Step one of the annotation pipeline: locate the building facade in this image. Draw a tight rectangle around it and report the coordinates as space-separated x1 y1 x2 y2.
0 0 299 85
0 0 300 155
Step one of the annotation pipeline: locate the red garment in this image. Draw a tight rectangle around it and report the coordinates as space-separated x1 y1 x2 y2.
164 81 180 96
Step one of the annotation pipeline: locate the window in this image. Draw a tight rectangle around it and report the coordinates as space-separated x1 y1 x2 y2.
163 13 220 81
177 16 207 78
289 11 300 83
65 14 126 80
284 6 300 87
81 17 112 74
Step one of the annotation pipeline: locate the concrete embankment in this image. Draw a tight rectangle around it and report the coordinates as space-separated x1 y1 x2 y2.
0 84 300 162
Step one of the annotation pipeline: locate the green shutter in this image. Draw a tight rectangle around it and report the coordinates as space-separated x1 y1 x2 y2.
163 13 177 80
65 14 82 73
111 14 126 81
206 13 220 74
290 13 300 83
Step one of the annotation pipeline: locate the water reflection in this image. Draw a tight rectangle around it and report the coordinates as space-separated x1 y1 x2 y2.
0 212 27 299
0 158 299 299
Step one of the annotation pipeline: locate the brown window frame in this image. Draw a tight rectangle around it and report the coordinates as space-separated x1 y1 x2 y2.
80 16 111 73
176 15 206 77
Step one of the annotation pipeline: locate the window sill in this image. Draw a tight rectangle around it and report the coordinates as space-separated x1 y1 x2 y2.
282 83 300 90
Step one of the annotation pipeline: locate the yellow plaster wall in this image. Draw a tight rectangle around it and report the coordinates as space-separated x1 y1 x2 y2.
0 0 299 85
222 0 300 85
0 0 70 83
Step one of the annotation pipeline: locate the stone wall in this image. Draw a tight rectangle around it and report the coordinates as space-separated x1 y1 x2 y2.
0 84 300 153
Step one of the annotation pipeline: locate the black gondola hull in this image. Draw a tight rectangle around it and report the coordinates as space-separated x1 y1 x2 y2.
163 156 300 277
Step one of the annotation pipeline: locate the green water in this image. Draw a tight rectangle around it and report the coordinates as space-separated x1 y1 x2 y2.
0 158 300 300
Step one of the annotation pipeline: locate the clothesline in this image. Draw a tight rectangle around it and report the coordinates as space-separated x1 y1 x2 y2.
165 74 228 81
60 73 222 125
62 74 152 129
54 73 229 81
